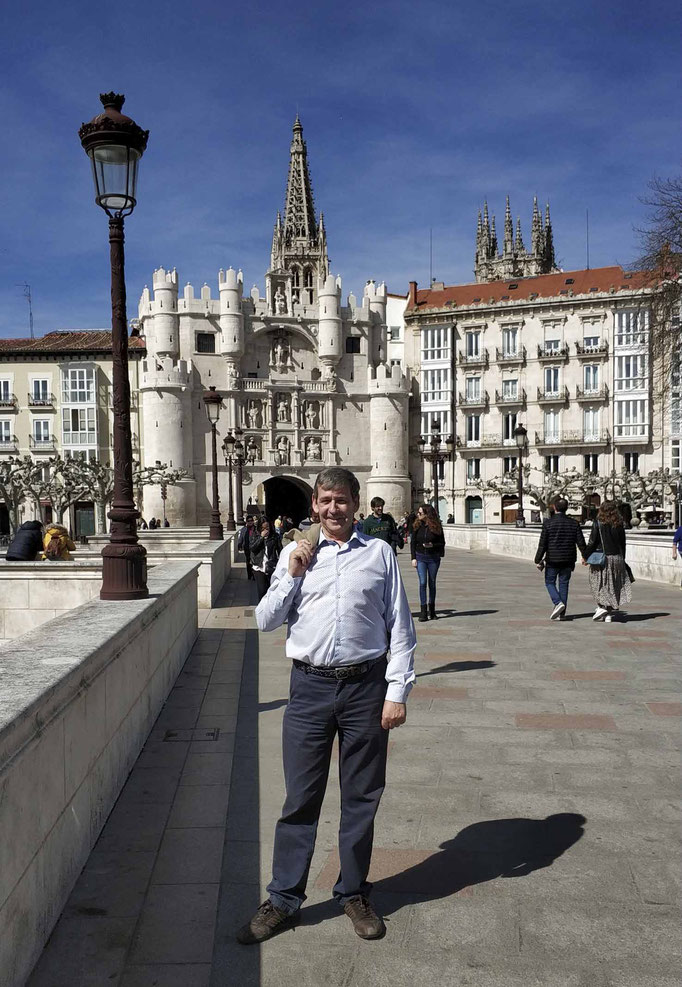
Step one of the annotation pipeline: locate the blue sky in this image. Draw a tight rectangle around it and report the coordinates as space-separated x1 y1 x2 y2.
0 0 680 338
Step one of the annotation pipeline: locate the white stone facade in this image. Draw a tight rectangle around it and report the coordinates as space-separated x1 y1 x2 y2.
137 119 411 524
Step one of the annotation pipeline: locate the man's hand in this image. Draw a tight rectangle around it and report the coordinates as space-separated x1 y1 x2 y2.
535 563 543 571
381 700 406 730
411 559 417 568
581 558 588 566
288 540 315 578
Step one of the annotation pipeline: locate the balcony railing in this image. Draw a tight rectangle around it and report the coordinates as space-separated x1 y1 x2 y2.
28 392 56 407
29 435 57 451
495 388 526 406
495 346 526 365
456 434 518 451
575 341 609 358
0 393 17 409
458 390 489 409
458 349 489 369
537 344 569 362
537 386 569 405
535 429 610 447
0 435 18 452
576 385 609 402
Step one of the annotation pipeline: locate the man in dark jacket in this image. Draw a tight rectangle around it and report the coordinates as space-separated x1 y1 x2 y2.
534 499 587 619
6 520 43 561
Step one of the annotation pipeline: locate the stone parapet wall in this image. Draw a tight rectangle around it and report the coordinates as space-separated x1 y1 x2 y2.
0 560 199 987
442 524 679 585
0 561 102 644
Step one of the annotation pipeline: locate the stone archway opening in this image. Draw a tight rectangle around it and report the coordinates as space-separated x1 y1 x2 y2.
263 475 314 526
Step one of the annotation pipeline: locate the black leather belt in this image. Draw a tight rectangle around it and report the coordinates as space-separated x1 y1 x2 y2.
292 657 384 680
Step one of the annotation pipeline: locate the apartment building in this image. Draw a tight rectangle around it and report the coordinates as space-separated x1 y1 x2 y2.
0 331 145 535
404 263 670 523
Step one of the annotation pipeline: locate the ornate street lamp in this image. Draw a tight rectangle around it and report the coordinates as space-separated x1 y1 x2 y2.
79 93 149 600
419 419 454 518
233 427 245 525
221 431 237 532
203 387 224 541
513 422 528 527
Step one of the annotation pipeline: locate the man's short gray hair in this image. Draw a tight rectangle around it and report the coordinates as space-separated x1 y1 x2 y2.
313 467 360 501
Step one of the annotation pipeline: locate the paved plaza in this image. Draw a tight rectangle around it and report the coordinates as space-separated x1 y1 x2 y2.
27 548 681 987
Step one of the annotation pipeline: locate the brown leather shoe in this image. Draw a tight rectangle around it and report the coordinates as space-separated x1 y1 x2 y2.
343 896 386 939
236 899 297 944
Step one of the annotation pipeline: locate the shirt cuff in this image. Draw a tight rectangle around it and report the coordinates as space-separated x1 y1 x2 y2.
385 681 412 704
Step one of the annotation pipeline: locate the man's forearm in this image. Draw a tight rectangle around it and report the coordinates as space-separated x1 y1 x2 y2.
255 571 301 630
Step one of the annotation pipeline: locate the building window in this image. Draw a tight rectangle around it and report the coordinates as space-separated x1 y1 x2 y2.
503 455 518 474
583 408 600 440
671 439 680 470
544 366 560 394
624 452 640 473
63 368 95 403
503 412 517 441
0 420 11 442
543 324 561 353
304 267 314 305
195 332 216 353
390 358 402 368
465 376 481 400
291 267 300 303
466 414 480 444
389 326 401 341
422 410 451 436
33 420 50 442
422 326 450 361
31 379 50 402
583 333 601 350
544 410 560 441
0 380 11 402
616 309 649 346
615 354 647 390
346 336 361 354
465 331 481 358
502 378 518 399
467 458 480 481
502 326 518 356
584 454 599 472
615 399 648 437
62 406 96 445
584 365 600 392
545 455 560 473
437 459 445 481
422 367 450 403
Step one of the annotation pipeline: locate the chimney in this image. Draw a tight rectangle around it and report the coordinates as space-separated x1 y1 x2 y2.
408 280 418 307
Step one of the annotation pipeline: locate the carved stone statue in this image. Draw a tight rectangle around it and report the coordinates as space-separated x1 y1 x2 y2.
274 286 286 315
276 394 290 423
246 436 260 462
304 401 319 430
276 436 290 466
247 400 262 429
307 437 322 461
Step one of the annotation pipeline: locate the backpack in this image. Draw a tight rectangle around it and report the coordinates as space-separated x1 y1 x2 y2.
44 532 62 561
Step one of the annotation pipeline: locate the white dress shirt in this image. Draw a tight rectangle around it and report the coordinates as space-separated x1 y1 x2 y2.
255 528 416 703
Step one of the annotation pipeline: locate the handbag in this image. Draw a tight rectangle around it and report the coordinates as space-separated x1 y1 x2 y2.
586 521 606 568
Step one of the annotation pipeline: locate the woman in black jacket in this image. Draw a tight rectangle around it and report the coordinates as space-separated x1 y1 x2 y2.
583 500 632 621
411 504 446 621
248 518 281 601
6 520 43 561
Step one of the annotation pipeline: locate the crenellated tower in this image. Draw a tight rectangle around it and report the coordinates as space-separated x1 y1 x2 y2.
366 363 411 517
474 197 559 281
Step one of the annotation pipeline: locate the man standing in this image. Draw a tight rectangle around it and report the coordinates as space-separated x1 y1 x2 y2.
237 467 416 944
534 498 587 619
362 496 399 551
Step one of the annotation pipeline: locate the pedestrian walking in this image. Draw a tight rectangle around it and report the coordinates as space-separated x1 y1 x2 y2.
583 500 633 621
5 520 43 561
362 497 399 552
249 518 281 600
534 498 587 620
410 504 446 621
672 523 682 585
238 515 257 580
237 467 416 945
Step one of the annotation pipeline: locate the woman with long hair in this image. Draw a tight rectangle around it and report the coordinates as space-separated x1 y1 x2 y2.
249 518 281 601
411 504 446 621
583 500 632 621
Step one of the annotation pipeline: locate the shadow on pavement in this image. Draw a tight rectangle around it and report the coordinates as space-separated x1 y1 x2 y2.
418 660 497 676
411 609 499 619
302 813 586 926
619 612 671 621
258 699 288 712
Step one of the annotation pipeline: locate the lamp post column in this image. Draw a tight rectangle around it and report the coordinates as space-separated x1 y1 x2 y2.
513 422 528 528
101 216 148 599
225 456 236 531
208 420 223 540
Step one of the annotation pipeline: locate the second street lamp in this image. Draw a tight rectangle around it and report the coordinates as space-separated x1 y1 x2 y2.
79 92 149 600
233 428 245 525
513 422 528 527
419 420 454 518
203 387 224 541
221 432 237 532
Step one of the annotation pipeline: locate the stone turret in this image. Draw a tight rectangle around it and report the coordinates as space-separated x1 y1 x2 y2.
317 273 342 368
366 363 411 516
364 280 388 366
219 267 244 359
140 267 179 357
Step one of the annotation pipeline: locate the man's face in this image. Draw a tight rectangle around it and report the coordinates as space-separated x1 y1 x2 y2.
373 502 384 517
312 485 359 541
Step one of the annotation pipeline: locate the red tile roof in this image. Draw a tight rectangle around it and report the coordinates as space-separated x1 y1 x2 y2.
0 330 146 355
406 265 650 315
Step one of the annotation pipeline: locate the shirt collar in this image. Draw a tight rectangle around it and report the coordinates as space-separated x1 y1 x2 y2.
317 526 365 548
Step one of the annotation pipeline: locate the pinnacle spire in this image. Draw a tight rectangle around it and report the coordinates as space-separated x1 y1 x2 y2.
515 216 525 252
503 196 513 254
283 116 317 241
